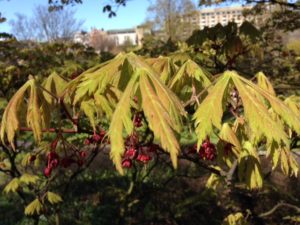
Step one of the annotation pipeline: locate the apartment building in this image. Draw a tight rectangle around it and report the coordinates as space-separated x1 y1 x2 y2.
198 5 252 29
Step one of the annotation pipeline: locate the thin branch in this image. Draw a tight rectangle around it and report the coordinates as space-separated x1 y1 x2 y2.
38 85 59 101
19 127 93 134
59 96 78 126
259 202 300 218
250 0 300 9
183 75 221 107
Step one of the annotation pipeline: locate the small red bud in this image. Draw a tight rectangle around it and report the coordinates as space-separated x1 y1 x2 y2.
44 167 52 177
50 139 59 150
79 151 87 158
124 148 137 159
84 138 91 145
50 159 59 168
47 152 59 161
122 159 132 168
92 133 102 143
137 154 151 163
29 155 36 162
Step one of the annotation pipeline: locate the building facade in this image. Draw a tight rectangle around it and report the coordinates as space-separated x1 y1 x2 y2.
74 5 257 48
107 28 138 46
74 26 151 49
198 5 252 29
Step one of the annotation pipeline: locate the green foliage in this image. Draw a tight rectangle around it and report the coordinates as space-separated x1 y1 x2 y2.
0 32 299 224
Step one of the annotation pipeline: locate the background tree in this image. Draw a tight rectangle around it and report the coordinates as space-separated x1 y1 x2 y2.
147 0 198 41
10 5 84 42
88 29 116 53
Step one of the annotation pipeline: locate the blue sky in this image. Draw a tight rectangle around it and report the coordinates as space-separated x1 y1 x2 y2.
0 0 153 33
0 0 239 33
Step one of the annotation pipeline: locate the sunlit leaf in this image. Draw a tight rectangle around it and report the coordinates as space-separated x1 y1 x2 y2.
3 178 20 193
24 199 43 215
193 73 231 147
0 78 50 148
19 173 39 185
47 191 63 204
169 59 212 102
255 72 275 96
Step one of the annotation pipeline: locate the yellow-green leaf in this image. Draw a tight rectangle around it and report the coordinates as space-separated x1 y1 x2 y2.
255 72 275 96
109 73 137 174
20 173 39 185
1 78 50 148
146 56 177 84
193 73 231 147
42 72 68 105
223 212 248 225
3 178 20 193
140 74 180 169
238 142 263 189
47 191 63 204
169 59 212 102
24 199 43 215
80 100 97 131
206 171 222 190
231 72 289 146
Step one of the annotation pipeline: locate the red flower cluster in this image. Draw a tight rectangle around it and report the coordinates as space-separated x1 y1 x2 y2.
133 112 143 128
121 143 159 168
44 151 59 177
43 138 89 178
84 130 107 145
188 138 217 161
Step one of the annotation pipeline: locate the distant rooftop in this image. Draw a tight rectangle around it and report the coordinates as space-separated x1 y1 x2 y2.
107 28 136 34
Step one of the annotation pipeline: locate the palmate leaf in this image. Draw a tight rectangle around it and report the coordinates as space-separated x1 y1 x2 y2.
140 74 180 168
193 73 231 147
146 56 178 84
3 178 20 193
64 53 127 105
169 59 212 102
233 73 300 143
169 52 191 66
109 53 185 174
194 71 300 149
222 212 248 225
238 142 263 189
255 72 275 96
63 53 129 126
24 199 43 215
0 77 50 148
231 74 289 145
284 95 300 117
47 191 63 204
109 72 137 174
80 99 98 130
42 72 68 105
217 123 241 167
267 143 299 176
19 173 39 185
